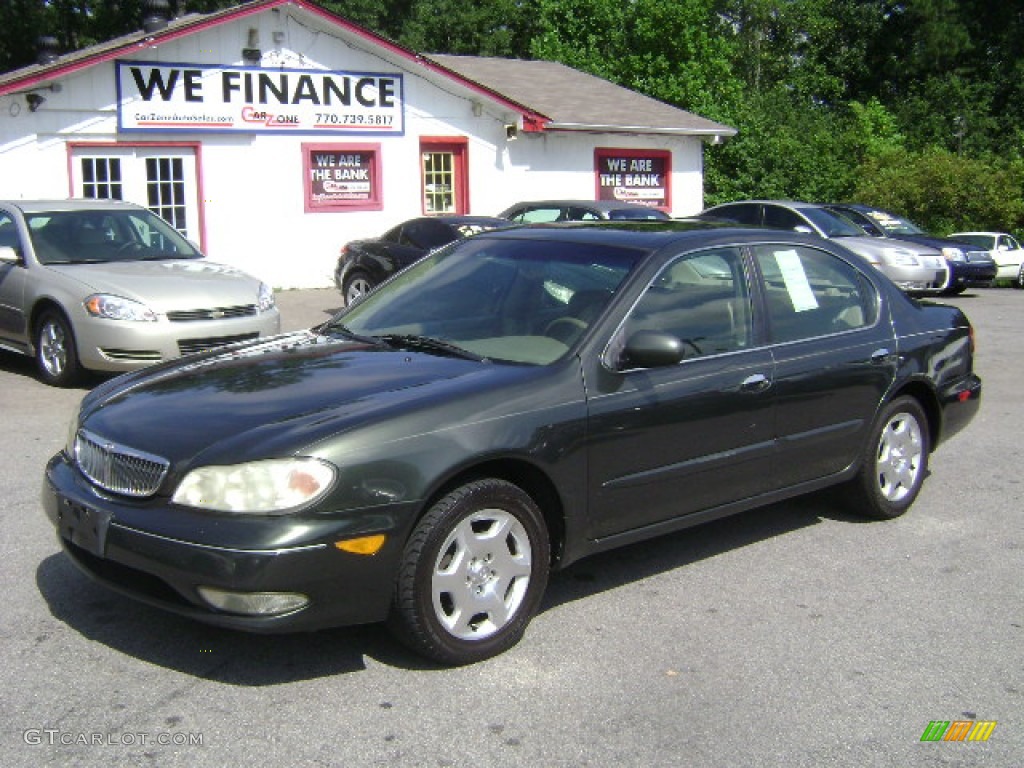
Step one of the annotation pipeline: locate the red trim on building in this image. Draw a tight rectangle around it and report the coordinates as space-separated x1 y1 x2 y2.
419 136 469 215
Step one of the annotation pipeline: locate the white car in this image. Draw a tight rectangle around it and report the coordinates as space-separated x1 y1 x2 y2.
0 199 280 386
948 232 1024 287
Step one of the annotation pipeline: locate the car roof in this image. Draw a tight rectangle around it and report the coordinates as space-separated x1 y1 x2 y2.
0 199 145 214
829 203 884 213
503 199 662 211
708 200 826 211
474 219 831 251
429 215 513 227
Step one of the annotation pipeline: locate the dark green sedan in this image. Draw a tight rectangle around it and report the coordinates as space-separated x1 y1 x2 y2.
43 221 981 665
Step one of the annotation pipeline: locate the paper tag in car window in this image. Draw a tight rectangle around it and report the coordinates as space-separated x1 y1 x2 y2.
773 249 818 312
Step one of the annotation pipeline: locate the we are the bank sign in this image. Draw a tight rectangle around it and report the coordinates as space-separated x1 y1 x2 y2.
116 61 405 135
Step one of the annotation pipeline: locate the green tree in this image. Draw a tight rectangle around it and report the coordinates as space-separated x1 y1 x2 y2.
396 0 538 57
855 148 1024 233
531 0 743 121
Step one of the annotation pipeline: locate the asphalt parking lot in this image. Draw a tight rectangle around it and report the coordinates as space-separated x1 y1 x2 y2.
1 286 1020 767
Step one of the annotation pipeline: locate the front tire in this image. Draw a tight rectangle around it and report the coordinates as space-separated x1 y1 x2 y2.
389 478 550 665
35 309 81 387
342 271 375 306
845 396 929 519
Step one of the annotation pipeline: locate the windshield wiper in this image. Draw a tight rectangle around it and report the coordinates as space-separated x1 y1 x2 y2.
319 322 388 346
376 333 487 362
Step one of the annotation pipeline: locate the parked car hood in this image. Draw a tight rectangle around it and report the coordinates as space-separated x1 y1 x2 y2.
830 235 936 260
77 331 554 469
46 259 262 308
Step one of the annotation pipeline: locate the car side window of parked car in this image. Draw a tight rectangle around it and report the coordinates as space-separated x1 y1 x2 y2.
0 213 21 254
710 203 760 226
624 247 752 358
566 207 602 221
752 244 878 344
762 205 806 231
400 219 453 250
508 206 562 223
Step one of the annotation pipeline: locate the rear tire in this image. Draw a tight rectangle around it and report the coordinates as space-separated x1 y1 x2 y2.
1015 263 1024 289
845 396 929 519
35 309 81 387
389 478 550 665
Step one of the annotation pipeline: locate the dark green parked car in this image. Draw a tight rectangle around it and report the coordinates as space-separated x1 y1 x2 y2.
44 221 981 664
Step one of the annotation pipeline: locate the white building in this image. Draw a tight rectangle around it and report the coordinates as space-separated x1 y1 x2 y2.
0 0 735 288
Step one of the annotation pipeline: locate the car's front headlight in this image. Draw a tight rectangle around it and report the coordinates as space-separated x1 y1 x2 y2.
881 248 920 266
941 247 965 262
258 282 275 313
84 294 158 322
172 457 336 514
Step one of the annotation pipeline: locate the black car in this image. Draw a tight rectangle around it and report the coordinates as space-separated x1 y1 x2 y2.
334 215 511 305
498 199 670 223
44 222 981 665
825 204 997 294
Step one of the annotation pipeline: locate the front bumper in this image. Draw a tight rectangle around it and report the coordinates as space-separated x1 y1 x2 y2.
883 264 948 293
73 308 281 373
42 452 415 633
948 260 997 288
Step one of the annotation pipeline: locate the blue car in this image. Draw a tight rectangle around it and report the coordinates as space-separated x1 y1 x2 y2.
825 204 997 294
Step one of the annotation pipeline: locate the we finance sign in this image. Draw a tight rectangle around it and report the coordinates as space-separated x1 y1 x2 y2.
116 61 405 135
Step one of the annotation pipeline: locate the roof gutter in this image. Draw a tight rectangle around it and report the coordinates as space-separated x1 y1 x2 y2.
543 122 738 141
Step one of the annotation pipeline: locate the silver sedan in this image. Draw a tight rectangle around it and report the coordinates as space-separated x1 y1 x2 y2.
0 199 279 386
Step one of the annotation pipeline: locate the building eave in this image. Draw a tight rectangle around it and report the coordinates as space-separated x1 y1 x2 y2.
544 122 738 140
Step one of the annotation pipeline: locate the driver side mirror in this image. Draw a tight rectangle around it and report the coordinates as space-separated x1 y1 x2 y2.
618 330 685 369
0 245 21 264
793 225 814 235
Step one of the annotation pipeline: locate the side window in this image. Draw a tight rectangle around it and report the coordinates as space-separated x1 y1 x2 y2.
1009 235 1022 250
753 245 878 344
711 204 758 226
512 207 562 223
406 219 454 250
0 212 21 253
567 207 601 221
624 247 751 358
762 206 806 231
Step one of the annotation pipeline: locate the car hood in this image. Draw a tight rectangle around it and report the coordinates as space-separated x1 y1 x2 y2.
46 259 263 309
831 235 935 260
77 331 547 468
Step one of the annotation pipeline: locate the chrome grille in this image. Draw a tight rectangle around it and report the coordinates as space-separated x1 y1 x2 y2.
74 429 169 497
167 304 257 322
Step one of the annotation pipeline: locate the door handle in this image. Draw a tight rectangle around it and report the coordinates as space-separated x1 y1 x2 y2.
870 348 893 364
740 373 771 392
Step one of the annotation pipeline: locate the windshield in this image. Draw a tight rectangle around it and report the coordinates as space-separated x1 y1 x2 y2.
858 209 926 237
27 208 201 265
331 236 642 365
801 207 865 238
949 233 993 249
